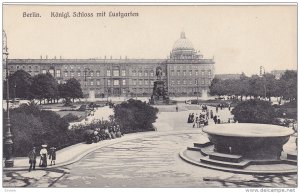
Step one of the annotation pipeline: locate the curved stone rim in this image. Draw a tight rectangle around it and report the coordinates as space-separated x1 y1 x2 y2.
203 123 294 138
179 149 297 175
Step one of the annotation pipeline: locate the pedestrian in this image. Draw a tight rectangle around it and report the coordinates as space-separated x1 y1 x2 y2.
213 115 217 124
191 113 195 123
39 144 48 167
220 104 223 110
193 117 198 128
210 110 214 119
49 147 56 166
217 116 221 124
28 147 37 172
216 106 218 113
228 103 231 111
176 106 178 112
206 110 209 119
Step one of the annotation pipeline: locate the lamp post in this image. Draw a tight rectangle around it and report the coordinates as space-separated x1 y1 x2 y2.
3 30 14 167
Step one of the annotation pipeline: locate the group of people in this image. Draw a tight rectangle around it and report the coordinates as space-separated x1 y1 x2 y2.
28 145 56 172
187 103 233 127
85 124 123 144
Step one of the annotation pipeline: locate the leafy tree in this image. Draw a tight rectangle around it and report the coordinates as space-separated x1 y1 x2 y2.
280 70 297 101
114 99 158 133
65 78 83 102
209 78 225 97
249 75 265 98
30 73 58 104
3 70 33 100
231 100 276 124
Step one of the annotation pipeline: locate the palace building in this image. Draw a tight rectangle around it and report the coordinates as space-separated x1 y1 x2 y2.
7 32 215 98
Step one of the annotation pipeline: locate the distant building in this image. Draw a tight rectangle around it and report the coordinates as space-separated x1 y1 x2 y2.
7 32 215 97
270 70 287 80
214 74 241 80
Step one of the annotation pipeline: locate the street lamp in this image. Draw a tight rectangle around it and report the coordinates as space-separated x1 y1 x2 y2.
3 30 14 167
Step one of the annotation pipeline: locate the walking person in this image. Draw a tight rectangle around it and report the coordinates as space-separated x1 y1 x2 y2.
49 147 56 166
213 115 217 124
216 106 218 113
28 147 37 172
39 144 48 167
210 110 214 119
217 116 221 124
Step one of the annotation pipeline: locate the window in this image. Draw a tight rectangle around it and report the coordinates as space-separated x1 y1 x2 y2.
177 70 180 76
70 65 74 70
139 79 143 85
189 80 193 85
90 81 94 86
138 71 142 77
121 70 126 76
35 66 38 70
107 70 111 76
145 80 148 85
107 79 111 86
189 70 192 76
90 71 94 77
208 70 211 76
162 72 166 76
183 80 186 85
195 79 198 85
183 70 186 76
113 70 120 77
150 80 154 85
96 71 100 77
171 70 175 76
42 69 47 74
113 80 119 86
56 70 61 77
171 80 175 85
78 72 81 77
177 80 180 85
122 89 127 94
49 69 54 77
29 66 32 69
122 79 126 85
133 80 137 86
202 79 205 85
144 71 148 76
71 72 74 77
132 70 136 76
97 81 100 86
150 71 154 77
195 70 198 76
201 71 205 76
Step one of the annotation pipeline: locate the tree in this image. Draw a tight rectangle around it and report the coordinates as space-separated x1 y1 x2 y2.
65 78 83 102
279 70 297 101
209 78 225 97
114 99 158 133
249 75 265 98
30 73 58 104
58 78 83 105
231 100 276 124
3 70 33 100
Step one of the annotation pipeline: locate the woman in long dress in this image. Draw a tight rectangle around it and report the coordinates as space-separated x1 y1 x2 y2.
40 145 48 167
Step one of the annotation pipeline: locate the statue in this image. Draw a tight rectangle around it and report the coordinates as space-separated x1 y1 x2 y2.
156 66 163 80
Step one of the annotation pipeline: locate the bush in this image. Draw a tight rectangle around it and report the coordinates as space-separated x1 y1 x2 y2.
231 100 276 124
3 102 85 157
62 113 79 123
114 99 158 134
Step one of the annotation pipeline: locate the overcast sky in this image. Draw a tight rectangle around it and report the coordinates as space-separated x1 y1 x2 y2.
3 5 297 75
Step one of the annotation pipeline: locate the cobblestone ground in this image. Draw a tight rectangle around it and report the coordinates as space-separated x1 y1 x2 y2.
51 133 297 188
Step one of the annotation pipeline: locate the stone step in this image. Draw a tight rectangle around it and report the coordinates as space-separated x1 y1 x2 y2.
194 142 213 148
208 152 243 163
282 159 297 166
200 156 251 169
187 146 202 152
287 153 297 161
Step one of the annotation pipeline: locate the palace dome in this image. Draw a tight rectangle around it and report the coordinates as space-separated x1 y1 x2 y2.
172 32 194 51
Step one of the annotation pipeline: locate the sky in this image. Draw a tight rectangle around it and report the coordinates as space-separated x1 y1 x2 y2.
3 4 297 75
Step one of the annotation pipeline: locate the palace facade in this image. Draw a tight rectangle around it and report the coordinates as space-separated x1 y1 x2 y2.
7 32 215 97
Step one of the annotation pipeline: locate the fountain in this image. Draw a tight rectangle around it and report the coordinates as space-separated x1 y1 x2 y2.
180 123 297 174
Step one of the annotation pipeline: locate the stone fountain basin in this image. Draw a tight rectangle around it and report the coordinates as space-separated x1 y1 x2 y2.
203 123 294 160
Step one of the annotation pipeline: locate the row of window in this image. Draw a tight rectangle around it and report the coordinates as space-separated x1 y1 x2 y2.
170 70 211 76
132 79 154 86
170 79 209 85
